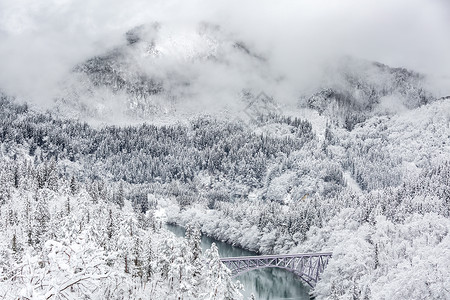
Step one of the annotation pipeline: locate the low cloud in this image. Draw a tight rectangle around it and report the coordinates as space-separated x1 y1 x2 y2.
0 0 449 106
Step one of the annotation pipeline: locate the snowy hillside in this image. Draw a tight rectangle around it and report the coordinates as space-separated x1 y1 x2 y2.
54 22 274 123
302 57 435 130
0 142 243 299
0 12 449 300
47 23 439 129
1 75 449 298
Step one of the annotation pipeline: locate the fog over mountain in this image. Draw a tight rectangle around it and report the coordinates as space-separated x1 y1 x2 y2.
1 2 450 300
0 0 449 117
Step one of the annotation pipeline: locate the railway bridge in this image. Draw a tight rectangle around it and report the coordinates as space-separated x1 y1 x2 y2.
220 252 332 288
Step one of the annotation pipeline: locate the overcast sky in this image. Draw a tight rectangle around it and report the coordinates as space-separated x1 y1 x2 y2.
0 0 449 103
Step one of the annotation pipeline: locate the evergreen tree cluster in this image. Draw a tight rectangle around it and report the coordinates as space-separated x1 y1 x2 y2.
0 155 243 299
0 91 448 300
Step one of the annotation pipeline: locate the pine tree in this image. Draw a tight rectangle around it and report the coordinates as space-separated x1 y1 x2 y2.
11 233 17 254
188 224 202 263
13 165 20 189
0 173 11 205
70 175 77 195
65 197 71 215
34 193 50 247
203 243 243 300
142 233 154 282
132 236 143 279
115 181 125 208
107 209 114 240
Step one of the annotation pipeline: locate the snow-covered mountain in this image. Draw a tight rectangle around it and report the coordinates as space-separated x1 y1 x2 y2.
50 23 438 128
54 22 274 123
302 57 435 130
0 20 449 300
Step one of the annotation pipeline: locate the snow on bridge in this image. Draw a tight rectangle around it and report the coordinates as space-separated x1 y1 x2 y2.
220 252 332 288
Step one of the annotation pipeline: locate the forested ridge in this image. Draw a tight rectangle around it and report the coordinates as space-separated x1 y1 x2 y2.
0 91 449 299
1 1 450 298
0 95 245 299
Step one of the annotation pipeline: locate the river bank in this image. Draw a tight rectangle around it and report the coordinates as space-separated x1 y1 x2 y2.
165 223 311 300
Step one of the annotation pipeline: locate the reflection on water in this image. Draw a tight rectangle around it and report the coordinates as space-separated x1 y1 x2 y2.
237 268 310 300
165 224 310 300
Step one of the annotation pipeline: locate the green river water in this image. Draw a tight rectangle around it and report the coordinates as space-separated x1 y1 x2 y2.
166 224 311 300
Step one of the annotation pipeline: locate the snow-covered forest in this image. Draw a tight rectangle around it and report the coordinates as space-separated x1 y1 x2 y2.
0 82 449 298
0 111 243 299
1 1 450 299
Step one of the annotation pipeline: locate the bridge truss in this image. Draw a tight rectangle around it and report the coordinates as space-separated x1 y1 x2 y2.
220 252 332 288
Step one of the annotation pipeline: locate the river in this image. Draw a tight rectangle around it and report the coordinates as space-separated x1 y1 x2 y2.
165 224 311 300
